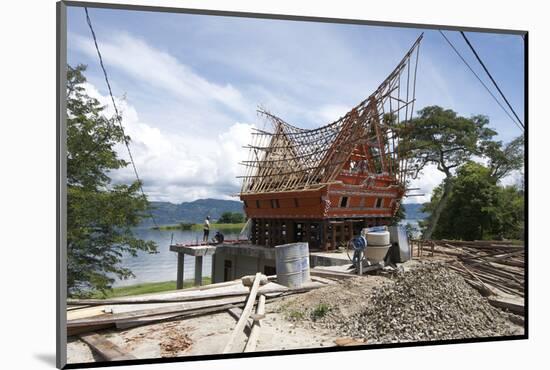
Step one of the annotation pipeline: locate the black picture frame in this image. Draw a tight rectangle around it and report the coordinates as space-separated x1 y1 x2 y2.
57 1 528 368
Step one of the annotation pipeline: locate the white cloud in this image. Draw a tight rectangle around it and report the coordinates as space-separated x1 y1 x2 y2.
70 29 490 205
82 82 254 203
84 79 450 204
500 170 523 188
316 104 352 124
404 164 446 204
71 32 253 121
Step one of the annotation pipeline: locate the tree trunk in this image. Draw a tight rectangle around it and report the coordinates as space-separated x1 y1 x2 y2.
423 175 453 240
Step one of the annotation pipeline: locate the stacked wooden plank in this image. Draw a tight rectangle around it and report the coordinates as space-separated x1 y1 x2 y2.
79 333 137 361
416 240 525 304
223 273 264 353
67 277 331 337
225 274 345 353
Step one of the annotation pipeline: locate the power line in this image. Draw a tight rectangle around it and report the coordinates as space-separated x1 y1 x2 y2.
460 31 525 129
438 30 523 131
84 7 159 228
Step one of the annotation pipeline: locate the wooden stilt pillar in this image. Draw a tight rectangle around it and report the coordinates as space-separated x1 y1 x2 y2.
259 219 265 246
287 221 295 244
270 219 274 247
322 221 328 251
176 252 184 289
281 220 286 244
251 219 257 244
277 219 282 246
304 222 310 247
331 223 336 250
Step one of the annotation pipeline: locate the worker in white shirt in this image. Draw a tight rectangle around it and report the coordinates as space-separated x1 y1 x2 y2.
203 216 210 243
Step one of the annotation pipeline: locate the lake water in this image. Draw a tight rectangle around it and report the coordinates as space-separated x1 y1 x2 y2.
113 228 239 287
115 219 422 287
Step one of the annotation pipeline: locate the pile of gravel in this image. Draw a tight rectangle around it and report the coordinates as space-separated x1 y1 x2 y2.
336 263 514 343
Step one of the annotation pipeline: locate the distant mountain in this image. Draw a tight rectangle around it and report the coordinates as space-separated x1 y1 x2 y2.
402 203 427 220
141 198 244 227
141 198 426 227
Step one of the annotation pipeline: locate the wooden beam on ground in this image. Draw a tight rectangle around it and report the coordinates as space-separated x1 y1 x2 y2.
334 337 367 347
115 303 245 330
67 305 92 311
69 281 324 335
461 278 495 298
68 296 248 329
310 269 354 280
67 279 243 311
309 275 337 285
488 296 525 316
223 272 262 354
244 294 266 352
227 307 244 321
457 261 497 296
68 324 113 337
68 283 281 306
79 332 137 361
242 274 268 287
226 307 254 337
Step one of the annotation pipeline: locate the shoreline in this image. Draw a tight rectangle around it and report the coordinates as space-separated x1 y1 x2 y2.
151 223 245 231
87 278 212 299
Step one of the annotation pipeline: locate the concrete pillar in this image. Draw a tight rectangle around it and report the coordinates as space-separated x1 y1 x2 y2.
194 255 203 286
176 252 185 289
211 254 216 284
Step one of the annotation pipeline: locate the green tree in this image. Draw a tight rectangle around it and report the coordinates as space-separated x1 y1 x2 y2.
67 65 157 296
485 135 524 182
492 185 524 240
218 212 232 223
432 162 497 240
422 162 524 241
399 106 496 240
218 211 245 224
231 212 245 223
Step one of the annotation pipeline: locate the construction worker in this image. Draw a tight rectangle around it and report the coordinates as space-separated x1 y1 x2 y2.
214 230 225 244
203 216 210 243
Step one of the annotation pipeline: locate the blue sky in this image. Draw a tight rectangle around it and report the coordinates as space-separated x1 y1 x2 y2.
67 6 525 203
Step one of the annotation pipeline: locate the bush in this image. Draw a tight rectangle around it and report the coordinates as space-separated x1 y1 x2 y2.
311 303 330 321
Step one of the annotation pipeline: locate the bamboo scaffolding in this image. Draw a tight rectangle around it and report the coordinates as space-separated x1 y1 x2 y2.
239 34 423 196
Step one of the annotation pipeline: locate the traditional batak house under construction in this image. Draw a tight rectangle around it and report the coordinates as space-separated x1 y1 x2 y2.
239 35 423 251
173 35 423 285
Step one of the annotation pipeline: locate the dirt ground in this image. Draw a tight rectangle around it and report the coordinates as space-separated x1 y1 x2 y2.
66 275 388 363
67 262 524 364
67 303 340 363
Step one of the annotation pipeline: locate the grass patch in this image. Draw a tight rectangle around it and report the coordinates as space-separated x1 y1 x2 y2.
152 222 194 230
311 303 330 321
89 277 212 299
287 310 305 321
